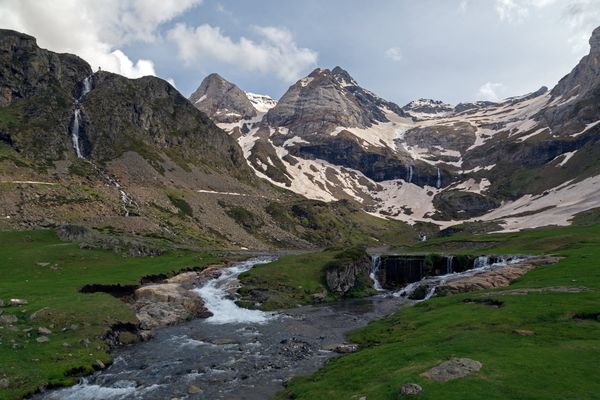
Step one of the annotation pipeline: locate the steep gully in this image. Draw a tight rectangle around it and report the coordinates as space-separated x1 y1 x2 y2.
69 76 137 217
35 255 525 400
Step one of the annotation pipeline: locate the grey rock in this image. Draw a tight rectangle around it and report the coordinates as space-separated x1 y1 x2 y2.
421 357 482 382
80 338 90 348
36 336 49 343
0 378 9 389
38 327 52 335
325 251 372 294
400 383 422 396
95 359 106 369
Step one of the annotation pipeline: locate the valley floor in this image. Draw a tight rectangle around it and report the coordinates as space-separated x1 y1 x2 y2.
276 224 600 399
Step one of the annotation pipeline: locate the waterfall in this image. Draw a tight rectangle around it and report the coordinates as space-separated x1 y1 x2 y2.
369 255 385 292
80 75 92 99
70 75 94 159
406 165 414 183
436 167 441 188
473 256 490 269
446 256 454 274
70 109 84 158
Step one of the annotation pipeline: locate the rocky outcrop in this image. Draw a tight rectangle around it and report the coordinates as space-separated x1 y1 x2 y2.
436 256 560 295
189 73 257 123
325 250 372 294
133 272 212 331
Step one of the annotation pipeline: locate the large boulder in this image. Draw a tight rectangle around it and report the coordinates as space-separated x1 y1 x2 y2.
325 248 372 295
134 283 211 330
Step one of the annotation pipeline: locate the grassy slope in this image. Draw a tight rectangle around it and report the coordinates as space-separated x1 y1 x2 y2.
239 248 376 311
276 224 600 400
0 230 219 400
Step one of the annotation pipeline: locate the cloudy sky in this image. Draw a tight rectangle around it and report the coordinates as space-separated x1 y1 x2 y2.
1 0 599 105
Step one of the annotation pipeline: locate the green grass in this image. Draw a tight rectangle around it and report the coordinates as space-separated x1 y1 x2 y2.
276 224 600 400
0 230 219 399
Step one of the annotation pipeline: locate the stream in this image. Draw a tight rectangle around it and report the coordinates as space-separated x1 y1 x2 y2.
35 255 524 400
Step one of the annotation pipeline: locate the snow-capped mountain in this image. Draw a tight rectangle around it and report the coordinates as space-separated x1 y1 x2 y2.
191 26 600 233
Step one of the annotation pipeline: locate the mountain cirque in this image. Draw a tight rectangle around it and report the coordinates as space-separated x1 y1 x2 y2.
192 27 600 233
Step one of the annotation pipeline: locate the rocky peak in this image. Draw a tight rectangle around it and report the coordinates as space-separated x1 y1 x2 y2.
332 66 358 87
590 26 600 55
551 25 600 99
264 66 404 136
0 29 91 107
189 73 257 123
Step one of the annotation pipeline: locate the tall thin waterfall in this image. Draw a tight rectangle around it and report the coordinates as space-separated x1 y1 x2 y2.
436 167 441 188
446 255 454 274
70 109 84 158
369 255 385 291
70 75 94 159
406 165 414 183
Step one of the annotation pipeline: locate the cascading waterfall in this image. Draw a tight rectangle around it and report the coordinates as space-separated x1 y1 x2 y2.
68 74 138 217
436 167 441 188
369 255 385 292
70 75 93 159
446 255 454 274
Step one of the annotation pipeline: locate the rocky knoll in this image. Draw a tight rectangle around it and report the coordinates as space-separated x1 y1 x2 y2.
133 268 225 333
325 248 373 295
190 73 257 123
436 256 560 295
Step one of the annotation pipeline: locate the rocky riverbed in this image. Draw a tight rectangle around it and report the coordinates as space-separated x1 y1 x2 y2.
32 255 557 400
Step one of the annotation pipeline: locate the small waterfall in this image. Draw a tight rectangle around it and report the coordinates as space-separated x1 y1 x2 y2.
406 165 414 183
369 255 385 292
473 256 490 269
69 109 84 158
436 167 441 188
80 75 92 98
446 256 454 274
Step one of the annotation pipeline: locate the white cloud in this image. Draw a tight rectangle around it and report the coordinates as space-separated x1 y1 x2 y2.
458 0 469 14
562 0 600 53
477 82 506 101
0 0 203 78
495 0 529 22
167 23 318 81
384 47 403 62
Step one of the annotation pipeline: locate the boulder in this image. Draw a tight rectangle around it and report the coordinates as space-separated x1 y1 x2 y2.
95 359 106 369
36 336 49 343
421 357 482 382
37 327 52 335
0 378 9 389
400 383 423 396
134 283 211 330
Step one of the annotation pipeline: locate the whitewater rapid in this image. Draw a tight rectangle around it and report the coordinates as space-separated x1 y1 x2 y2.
194 257 276 324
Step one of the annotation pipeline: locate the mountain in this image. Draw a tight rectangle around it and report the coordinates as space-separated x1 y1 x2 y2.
189 73 258 123
195 27 600 233
0 29 416 250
